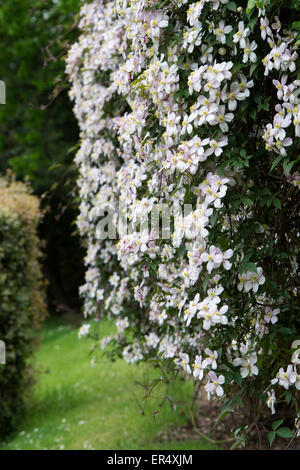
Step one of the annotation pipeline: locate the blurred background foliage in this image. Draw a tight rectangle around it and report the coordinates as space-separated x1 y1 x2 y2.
0 175 46 436
0 0 84 315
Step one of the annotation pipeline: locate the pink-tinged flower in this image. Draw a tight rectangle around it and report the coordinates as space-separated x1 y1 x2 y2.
197 297 212 319
209 136 228 157
197 104 218 126
214 20 233 45
264 307 280 324
271 113 292 141
273 75 288 100
148 12 169 38
275 136 293 156
181 114 193 135
238 267 265 293
223 82 247 111
199 308 214 330
179 352 191 374
211 105 234 132
78 323 90 339
271 16 281 31
193 355 204 380
233 353 259 378
202 348 218 369
184 293 201 326
233 21 250 49
238 75 254 97
294 111 300 137
243 40 257 63
270 43 291 71
206 285 223 304
222 249 233 270
277 365 297 389
205 371 225 398
187 66 206 94
201 245 223 272
211 304 229 325
260 17 272 40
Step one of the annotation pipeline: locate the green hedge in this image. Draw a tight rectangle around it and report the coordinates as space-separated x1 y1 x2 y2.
0 176 46 437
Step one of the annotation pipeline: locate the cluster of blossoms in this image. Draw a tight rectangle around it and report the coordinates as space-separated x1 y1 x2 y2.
67 0 300 431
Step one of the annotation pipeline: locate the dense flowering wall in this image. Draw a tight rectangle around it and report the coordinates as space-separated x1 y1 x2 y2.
67 0 300 434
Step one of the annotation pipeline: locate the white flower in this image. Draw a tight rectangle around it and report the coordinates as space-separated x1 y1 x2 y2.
233 21 250 49
277 365 297 389
145 332 160 348
264 307 280 324
211 304 229 325
260 17 272 40
202 348 218 369
291 340 300 365
116 317 129 333
201 245 223 272
179 352 191 374
208 136 228 157
211 105 234 132
78 324 90 339
214 20 233 45
193 355 204 380
238 267 265 293
205 371 225 398
238 74 254 97
221 249 233 270
266 389 276 414
243 40 257 63
233 353 259 378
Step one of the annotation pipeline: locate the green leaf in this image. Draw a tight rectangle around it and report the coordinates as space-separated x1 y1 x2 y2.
269 155 284 173
245 262 257 273
215 403 234 425
250 63 258 77
272 419 284 430
210 210 218 227
285 390 292 405
273 199 281 209
234 372 243 386
240 196 253 207
231 62 244 75
268 431 276 447
279 327 292 335
202 274 211 291
246 0 256 13
226 1 237 11
276 427 294 439
232 395 243 406
283 159 296 175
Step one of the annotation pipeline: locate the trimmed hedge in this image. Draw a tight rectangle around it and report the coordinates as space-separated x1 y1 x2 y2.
0 175 46 437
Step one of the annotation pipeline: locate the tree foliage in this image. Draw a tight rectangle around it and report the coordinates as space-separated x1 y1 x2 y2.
0 0 84 311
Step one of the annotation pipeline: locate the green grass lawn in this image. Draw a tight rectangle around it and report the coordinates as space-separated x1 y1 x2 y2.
1 317 215 450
